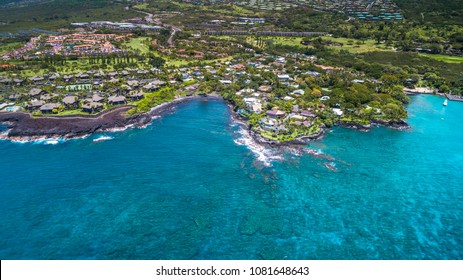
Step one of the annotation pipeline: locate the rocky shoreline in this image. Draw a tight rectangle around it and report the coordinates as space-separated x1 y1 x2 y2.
0 94 410 145
0 94 222 142
338 119 410 131
228 104 409 148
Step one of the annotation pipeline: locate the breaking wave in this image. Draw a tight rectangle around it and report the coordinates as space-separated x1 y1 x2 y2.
93 135 114 142
233 127 282 167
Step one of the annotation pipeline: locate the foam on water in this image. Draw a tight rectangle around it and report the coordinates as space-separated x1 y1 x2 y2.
233 126 282 167
93 135 114 142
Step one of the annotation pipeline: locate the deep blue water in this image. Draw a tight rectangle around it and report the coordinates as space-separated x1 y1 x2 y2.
0 95 462 259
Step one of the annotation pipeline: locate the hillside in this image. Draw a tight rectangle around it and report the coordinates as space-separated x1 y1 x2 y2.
395 0 463 24
0 0 136 32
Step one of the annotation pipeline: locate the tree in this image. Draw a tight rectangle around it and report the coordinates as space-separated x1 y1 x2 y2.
149 56 165 68
383 102 406 121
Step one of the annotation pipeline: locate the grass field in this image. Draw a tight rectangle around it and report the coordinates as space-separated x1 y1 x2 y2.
266 37 304 47
0 42 23 53
133 3 149 10
419 53 463 64
321 36 393 53
124 37 150 54
213 35 390 54
363 51 463 82
165 55 234 67
55 109 90 116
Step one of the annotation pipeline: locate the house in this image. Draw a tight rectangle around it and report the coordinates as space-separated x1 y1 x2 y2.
237 89 255 96
291 89 304 96
332 108 344 116
182 73 191 81
260 117 278 131
8 94 19 101
76 73 89 79
40 103 60 114
82 102 103 113
128 91 144 100
137 69 149 75
243 97 262 113
92 94 104 103
13 79 24 86
26 100 45 110
49 73 59 80
127 80 140 88
266 110 286 118
301 110 316 118
239 17 265 24
320 96 330 101
29 76 44 83
278 74 291 82
290 115 306 121
304 71 321 77
143 83 159 91
108 95 126 105
0 77 11 85
151 80 166 87
232 64 246 70
252 103 262 113
62 96 78 108
40 94 52 101
258 85 272 93
28 88 43 97
63 75 74 82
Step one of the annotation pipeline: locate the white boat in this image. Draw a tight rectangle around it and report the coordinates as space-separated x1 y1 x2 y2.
443 99 448 106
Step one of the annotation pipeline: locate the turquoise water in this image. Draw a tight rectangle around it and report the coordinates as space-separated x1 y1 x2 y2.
0 95 462 259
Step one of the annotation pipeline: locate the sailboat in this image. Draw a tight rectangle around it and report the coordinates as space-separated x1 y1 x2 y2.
443 99 448 106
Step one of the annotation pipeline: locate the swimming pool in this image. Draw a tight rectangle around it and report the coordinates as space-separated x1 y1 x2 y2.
4 106 21 112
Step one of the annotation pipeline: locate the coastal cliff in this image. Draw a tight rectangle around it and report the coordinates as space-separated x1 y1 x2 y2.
0 95 224 141
0 94 409 143
0 106 151 141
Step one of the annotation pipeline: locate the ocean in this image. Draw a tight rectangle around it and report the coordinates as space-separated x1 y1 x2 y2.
0 94 462 259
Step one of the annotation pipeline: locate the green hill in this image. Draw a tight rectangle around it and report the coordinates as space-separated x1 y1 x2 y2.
395 0 463 24
0 0 137 32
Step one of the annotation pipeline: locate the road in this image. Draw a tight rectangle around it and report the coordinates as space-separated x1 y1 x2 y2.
132 8 181 47
167 26 181 47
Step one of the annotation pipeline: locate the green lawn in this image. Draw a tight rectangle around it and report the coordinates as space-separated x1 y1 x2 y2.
271 37 304 47
55 109 90 116
133 3 149 10
419 53 463 64
165 55 234 67
217 35 389 54
0 42 23 53
321 36 393 53
250 36 305 47
124 37 150 54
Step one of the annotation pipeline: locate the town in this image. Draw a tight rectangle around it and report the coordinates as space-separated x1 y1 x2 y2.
1 0 462 143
